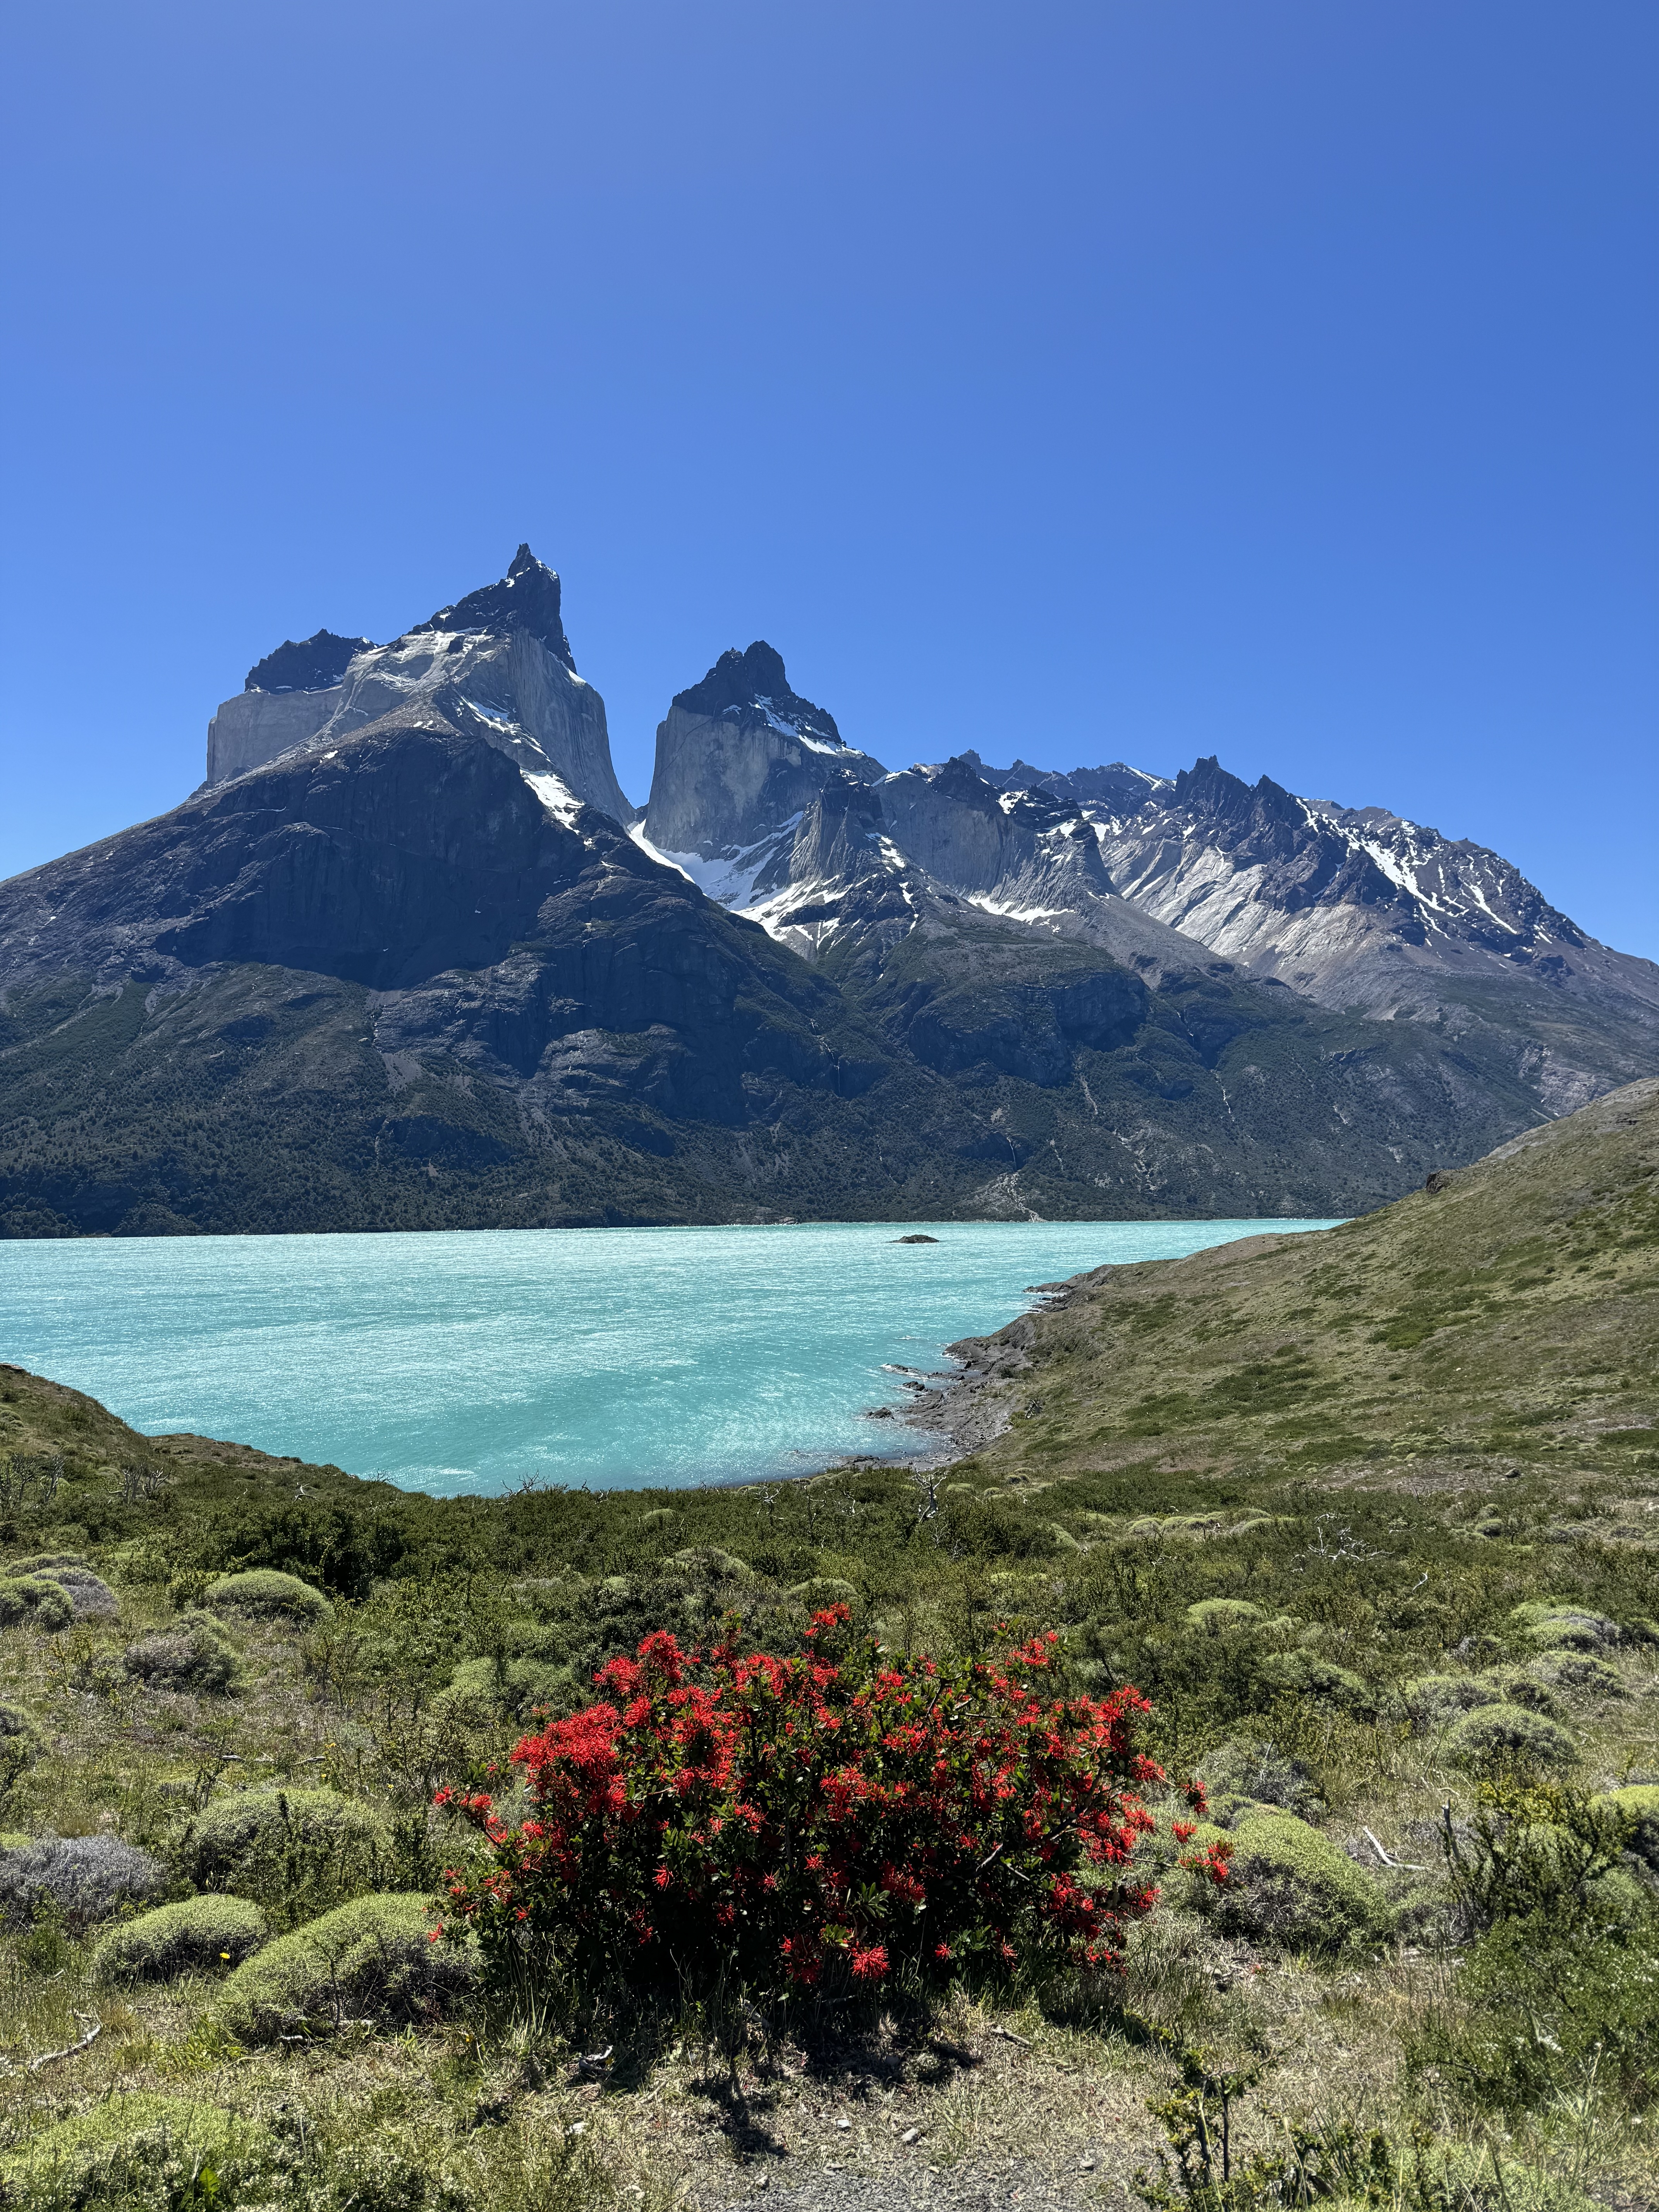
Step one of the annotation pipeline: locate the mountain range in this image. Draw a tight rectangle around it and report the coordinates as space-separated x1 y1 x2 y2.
2 546 1656 1237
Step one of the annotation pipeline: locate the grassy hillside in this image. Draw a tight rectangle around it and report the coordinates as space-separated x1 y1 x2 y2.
0 1084 1654 2210
945 1071 1659 1499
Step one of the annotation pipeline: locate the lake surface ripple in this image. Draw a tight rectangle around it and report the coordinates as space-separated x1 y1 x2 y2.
0 1219 1340 1495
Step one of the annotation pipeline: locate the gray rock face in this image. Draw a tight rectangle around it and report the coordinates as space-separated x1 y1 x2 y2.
642 641 883 890
641 652 1659 1118
4 582 1658 1239
208 685 348 786
203 549 633 825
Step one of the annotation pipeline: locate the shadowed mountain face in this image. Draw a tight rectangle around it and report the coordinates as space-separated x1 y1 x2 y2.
2 569 1656 1238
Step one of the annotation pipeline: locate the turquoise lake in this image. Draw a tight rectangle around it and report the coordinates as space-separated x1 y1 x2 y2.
0 1219 1340 1495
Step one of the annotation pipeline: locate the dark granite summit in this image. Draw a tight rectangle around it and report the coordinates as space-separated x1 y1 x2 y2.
424 544 577 669
673 642 843 745
246 630 374 694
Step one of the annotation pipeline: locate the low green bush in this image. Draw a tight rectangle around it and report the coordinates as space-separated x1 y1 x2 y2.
1184 1599 1264 1632
200 1570 332 1626
1443 1703 1577 1771
0 1577 74 1632
180 1787 391 1917
1256 1650 1375 1713
216 1891 476 2042
123 1611 245 1695
1529 1650 1624 1697
0 2094 272 2210
1480 1668 1566 1717
92 1894 269 1984
787 1576 860 1611
1410 1909 1659 2114
0 1702 44 1796
1597 1784 1659 1872
1194 1738 1324 1818
664 1546 752 1582
0 1835 168 1930
1202 1810 1395 1953
1508 1601 1619 1653
1399 1673 1499 1730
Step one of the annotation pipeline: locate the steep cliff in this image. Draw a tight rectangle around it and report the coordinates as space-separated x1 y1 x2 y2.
204 548 631 823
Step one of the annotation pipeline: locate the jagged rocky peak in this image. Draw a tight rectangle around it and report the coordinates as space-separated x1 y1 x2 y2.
246 630 375 694
642 641 883 876
671 641 843 745
424 544 575 672
959 751 1169 814
205 548 631 826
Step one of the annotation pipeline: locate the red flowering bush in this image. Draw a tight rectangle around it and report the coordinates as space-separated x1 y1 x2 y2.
435 1607 1168 2009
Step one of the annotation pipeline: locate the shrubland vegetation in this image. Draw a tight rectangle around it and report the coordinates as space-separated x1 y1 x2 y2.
0 1081 1653 2209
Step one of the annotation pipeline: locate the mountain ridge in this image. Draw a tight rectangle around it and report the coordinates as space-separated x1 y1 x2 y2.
3 548 1656 1238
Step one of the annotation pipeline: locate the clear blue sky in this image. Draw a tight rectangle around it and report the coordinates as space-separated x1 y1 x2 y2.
3 2 1655 957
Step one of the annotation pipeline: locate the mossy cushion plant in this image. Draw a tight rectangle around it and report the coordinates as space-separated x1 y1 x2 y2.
1508 1601 1620 1654
0 1576 74 1632
788 1576 860 1611
1530 1651 1625 1698
665 1546 753 1583
216 1891 477 2042
0 2094 272 2210
92 1894 269 1984
1597 1784 1659 1872
123 1611 245 1695
1184 1598 1264 1632
6 1556 119 1620
181 1786 391 1897
0 1834 169 1931
1255 1649 1375 1713
1206 1810 1395 1954
200 1569 332 1626
1443 1702 1577 1771
1399 1673 1501 1730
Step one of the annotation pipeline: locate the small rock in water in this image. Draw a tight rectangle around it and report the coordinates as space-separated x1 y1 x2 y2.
892 1233 940 1243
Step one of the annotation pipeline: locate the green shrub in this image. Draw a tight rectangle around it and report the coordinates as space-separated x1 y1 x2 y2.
664 1546 752 1582
0 1702 44 1796
216 1891 476 2042
1508 1601 1619 1652
1529 1650 1624 1697
1194 1738 1324 1818
123 1612 245 1695
0 2095 272 2210
1480 1668 1566 1717
92 1894 268 1984
1399 1673 1500 1730
1443 1703 1577 1771
1597 1784 1659 1872
0 1835 168 1930
1184 1599 1264 1632
1410 1910 1659 2114
180 1787 391 1915
1256 1650 1375 1713
8 1556 119 1621
0 1577 74 1632
200 1570 331 1626
1203 1810 1395 1953
787 1576 860 1611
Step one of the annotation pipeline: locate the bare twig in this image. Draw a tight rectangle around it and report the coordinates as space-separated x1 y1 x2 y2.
29 2015 102 2070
